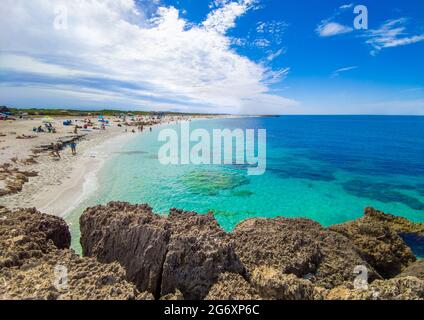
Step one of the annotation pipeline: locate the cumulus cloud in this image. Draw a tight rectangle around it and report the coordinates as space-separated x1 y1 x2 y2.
0 0 298 115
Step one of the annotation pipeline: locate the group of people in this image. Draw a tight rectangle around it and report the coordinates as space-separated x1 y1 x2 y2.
33 123 57 133
50 141 77 159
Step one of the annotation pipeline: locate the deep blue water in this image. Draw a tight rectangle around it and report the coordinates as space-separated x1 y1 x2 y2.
67 116 424 256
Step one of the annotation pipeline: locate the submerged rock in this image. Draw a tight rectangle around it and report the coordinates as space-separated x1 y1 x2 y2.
329 209 416 278
231 217 380 289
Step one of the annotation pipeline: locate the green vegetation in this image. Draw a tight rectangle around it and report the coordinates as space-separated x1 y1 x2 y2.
7 107 219 117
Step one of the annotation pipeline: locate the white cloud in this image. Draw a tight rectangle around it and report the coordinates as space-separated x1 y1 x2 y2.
340 4 353 9
0 0 297 115
316 22 353 37
266 48 286 61
331 66 358 77
203 0 256 34
365 18 424 54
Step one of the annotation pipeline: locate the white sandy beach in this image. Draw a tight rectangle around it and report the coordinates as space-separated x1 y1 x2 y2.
0 115 191 217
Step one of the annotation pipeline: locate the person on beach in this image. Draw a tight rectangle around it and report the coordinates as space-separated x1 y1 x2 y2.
69 142 77 155
51 143 61 159
74 125 78 134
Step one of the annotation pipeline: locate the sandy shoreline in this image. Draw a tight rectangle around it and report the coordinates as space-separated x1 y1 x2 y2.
0 115 228 217
0 115 196 216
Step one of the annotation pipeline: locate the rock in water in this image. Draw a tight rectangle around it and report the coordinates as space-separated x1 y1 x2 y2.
231 217 380 289
363 207 424 236
80 202 245 299
329 210 416 278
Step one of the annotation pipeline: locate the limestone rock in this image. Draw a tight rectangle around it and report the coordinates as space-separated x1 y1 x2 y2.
364 207 424 236
231 217 380 289
250 266 318 300
80 202 245 300
326 277 424 300
329 213 416 278
0 207 144 300
205 273 261 300
397 259 424 280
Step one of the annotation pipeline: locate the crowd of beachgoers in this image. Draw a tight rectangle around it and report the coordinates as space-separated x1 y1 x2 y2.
0 110 202 215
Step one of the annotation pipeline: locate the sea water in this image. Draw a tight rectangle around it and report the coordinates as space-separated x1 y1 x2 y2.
66 116 424 256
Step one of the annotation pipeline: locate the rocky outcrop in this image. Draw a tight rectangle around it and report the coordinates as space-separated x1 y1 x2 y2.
0 207 70 269
250 266 322 300
80 202 245 300
363 207 424 236
329 210 416 278
231 217 380 289
205 273 261 300
2 203 423 300
0 164 38 197
397 260 424 280
0 207 148 300
325 277 424 300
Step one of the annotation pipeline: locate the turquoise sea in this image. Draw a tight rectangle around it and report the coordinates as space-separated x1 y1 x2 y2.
67 116 424 256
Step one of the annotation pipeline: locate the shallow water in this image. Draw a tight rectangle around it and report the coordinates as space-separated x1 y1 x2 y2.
66 116 424 256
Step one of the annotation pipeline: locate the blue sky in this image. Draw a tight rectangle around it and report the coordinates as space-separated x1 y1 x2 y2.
0 0 423 114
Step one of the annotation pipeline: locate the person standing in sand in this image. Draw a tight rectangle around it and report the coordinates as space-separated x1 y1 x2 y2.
51 143 61 159
70 142 77 156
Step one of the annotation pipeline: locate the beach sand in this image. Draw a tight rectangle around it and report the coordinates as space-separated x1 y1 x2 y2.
0 116 161 216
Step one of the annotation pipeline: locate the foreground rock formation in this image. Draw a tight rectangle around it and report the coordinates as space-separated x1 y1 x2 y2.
80 203 424 300
1 203 423 300
329 212 416 278
80 203 244 299
0 206 151 300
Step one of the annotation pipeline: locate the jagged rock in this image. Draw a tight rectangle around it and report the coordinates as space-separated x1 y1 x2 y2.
0 249 141 300
80 202 245 300
231 217 380 289
205 273 261 300
326 277 424 300
0 208 71 268
329 212 416 278
160 289 185 300
364 207 424 236
397 260 424 280
250 266 319 300
0 207 145 300
160 209 245 299
80 202 170 297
